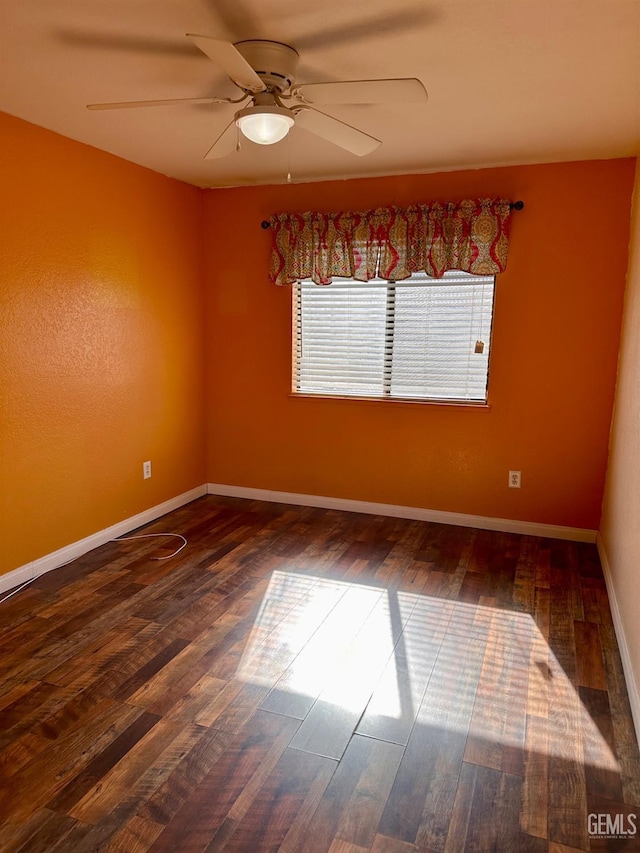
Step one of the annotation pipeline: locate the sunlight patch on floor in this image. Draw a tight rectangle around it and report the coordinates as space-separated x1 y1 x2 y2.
234 569 619 771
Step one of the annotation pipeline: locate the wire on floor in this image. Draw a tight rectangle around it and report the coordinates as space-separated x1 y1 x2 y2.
0 532 188 605
113 533 187 559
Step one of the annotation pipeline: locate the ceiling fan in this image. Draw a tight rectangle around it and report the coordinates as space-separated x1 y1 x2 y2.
87 35 428 160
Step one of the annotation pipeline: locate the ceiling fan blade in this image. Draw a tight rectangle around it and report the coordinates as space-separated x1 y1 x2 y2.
186 35 265 93
87 96 225 111
204 120 239 160
292 8 439 51
209 0 261 41
291 78 428 105
294 108 381 157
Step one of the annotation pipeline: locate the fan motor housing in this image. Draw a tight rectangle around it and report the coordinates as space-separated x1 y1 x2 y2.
234 40 299 92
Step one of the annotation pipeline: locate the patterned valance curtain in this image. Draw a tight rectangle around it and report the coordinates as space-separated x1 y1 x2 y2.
269 198 513 286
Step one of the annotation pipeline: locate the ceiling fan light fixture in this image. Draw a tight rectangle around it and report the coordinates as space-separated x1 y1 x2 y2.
235 105 294 145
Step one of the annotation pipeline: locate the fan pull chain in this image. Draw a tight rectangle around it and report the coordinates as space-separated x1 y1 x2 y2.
286 130 292 183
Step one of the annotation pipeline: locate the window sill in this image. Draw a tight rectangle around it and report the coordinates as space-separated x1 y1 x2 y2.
289 392 491 410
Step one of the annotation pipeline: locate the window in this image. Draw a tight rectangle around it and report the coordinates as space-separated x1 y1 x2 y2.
293 270 495 403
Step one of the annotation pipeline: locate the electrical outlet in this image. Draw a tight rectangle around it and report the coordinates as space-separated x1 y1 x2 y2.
508 470 521 488
143 460 152 480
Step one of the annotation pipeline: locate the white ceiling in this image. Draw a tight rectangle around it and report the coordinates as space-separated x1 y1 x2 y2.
1 0 639 188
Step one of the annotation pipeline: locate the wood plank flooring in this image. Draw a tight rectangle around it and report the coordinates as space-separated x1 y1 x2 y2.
0 496 639 852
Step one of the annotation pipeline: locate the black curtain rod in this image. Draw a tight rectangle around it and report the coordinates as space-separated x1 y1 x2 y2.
260 200 524 229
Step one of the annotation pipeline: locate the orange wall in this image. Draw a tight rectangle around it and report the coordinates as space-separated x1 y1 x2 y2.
202 160 634 530
0 117 633 581
0 113 206 576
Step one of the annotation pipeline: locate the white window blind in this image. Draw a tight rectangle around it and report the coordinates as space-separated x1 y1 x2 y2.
293 270 495 403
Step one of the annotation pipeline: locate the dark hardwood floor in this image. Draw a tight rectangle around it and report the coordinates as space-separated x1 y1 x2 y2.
1 496 639 852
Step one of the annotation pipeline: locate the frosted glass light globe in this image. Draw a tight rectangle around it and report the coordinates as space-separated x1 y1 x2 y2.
236 107 295 145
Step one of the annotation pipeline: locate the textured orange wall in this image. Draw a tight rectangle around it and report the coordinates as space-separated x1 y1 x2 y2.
0 114 632 581
0 112 206 576
202 160 634 529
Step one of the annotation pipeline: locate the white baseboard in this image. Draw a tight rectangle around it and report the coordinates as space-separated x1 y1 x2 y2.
596 535 640 745
0 485 207 597
206 483 597 543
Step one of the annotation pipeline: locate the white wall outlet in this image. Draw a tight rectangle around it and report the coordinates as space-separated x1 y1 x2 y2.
508 470 521 488
143 460 152 480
